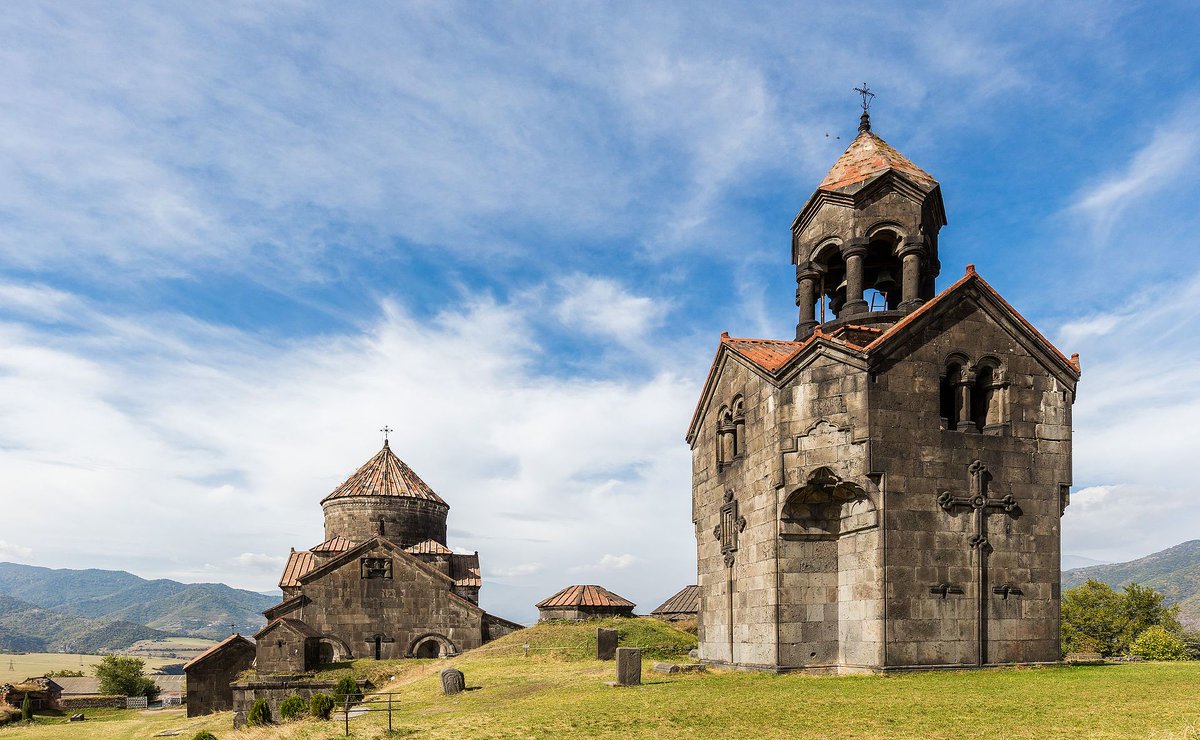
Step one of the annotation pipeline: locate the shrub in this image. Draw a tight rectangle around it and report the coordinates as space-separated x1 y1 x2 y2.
309 692 335 721
20 696 31 722
1182 630 1200 660
192 732 218 740
279 694 307 721
333 675 362 705
96 655 160 700
246 698 272 726
1129 625 1190 661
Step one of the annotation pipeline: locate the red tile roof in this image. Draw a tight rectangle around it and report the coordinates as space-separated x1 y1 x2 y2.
311 536 355 553
320 441 447 506
278 550 315 588
450 553 481 588
405 539 454 556
536 585 635 609
818 130 937 192
721 334 806 373
182 633 255 671
651 585 699 616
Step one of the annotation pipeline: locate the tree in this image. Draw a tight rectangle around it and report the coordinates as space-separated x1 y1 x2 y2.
1061 580 1124 655
95 655 159 700
333 675 362 705
1062 580 1184 657
1129 625 1190 661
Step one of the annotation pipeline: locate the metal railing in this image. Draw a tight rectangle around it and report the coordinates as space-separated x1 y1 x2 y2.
333 692 403 736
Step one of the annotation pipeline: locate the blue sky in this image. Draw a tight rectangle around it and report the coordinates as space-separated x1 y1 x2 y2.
1 2 1199 624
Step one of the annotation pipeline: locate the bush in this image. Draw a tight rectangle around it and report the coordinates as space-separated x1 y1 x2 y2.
279 694 307 721
309 692 335 721
333 676 362 705
1129 625 1190 661
1182 630 1200 660
192 732 218 740
246 698 272 726
20 696 31 722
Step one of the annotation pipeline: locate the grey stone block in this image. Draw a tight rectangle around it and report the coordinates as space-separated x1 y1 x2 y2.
596 628 618 660
614 647 641 686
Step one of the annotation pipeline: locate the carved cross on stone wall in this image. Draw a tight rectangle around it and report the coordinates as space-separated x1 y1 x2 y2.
712 489 747 567
937 460 1021 665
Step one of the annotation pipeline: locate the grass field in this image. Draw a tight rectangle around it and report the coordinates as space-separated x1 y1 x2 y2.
0 652 179 683
3 619 1200 739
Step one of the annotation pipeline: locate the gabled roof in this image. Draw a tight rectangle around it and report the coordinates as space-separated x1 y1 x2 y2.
279 549 315 588
255 617 322 641
686 266 1080 445
182 633 255 671
451 552 481 588
651 585 699 616
312 536 355 553
321 441 448 506
263 593 308 620
536 585 635 610
405 539 454 556
818 129 937 193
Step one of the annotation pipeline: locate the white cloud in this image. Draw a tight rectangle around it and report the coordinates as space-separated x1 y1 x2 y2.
235 553 287 572
488 563 544 579
0 282 696 622
570 553 638 573
554 275 667 341
0 541 33 561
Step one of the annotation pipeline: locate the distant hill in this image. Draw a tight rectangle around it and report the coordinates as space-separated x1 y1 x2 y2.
1063 540 1200 628
0 563 277 640
0 593 167 652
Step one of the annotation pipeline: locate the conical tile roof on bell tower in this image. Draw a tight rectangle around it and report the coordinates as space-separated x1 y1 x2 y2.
319 440 447 506
817 115 938 193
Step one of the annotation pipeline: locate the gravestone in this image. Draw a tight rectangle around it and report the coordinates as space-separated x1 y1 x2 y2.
596 628 618 660
440 667 466 695
233 709 246 729
615 647 641 686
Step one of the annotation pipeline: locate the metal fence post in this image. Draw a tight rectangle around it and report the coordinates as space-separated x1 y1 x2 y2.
343 694 350 736
388 693 393 732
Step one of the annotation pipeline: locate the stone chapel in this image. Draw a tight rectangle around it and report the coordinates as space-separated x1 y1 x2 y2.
687 109 1081 673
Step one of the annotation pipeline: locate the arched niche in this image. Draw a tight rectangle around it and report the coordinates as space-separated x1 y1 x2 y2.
781 467 877 539
407 632 458 659
317 636 353 664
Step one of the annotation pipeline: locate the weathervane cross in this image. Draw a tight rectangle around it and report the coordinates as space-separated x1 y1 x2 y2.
854 83 875 112
380 425 393 442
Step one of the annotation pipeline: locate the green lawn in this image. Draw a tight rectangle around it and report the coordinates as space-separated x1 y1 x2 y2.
3 619 1199 739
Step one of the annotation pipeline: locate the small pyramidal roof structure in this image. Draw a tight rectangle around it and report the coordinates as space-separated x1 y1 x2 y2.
320 440 447 506
536 584 635 609
817 113 937 193
651 585 699 617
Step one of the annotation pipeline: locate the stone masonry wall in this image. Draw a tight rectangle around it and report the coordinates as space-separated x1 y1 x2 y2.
293 544 484 659
870 298 1072 666
185 640 256 717
323 497 448 547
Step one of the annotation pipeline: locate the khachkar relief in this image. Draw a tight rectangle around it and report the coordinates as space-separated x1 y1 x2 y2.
936 460 1022 665
712 489 747 567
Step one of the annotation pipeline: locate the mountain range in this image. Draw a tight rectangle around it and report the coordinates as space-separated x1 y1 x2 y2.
1062 540 1200 628
0 562 277 650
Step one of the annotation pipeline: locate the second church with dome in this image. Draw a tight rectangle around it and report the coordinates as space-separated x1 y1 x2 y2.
255 440 520 672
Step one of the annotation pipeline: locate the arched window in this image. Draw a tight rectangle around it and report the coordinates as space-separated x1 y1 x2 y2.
731 396 746 458
971 359 1007 432
939 354 1007 433
939 357 968 430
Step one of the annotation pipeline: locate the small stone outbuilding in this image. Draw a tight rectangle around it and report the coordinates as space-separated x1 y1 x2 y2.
254 618 322 674
536 585 635 621
650 585 699 622
183 634 256 717
0 677 62 711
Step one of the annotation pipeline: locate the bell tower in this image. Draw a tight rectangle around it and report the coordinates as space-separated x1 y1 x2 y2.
793 108 947 338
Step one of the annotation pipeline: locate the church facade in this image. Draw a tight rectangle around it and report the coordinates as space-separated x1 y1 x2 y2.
258 440 520 669
688 111 1080 673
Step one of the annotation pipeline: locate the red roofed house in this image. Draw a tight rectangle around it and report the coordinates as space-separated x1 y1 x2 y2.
689 107 1080 673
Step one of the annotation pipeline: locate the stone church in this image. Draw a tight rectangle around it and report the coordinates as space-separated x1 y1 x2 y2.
687 110 1081 673
187 440 519 715
260 440 520 667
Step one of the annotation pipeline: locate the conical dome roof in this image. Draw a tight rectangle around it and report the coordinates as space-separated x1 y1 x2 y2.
320 441 447 506
818 128 937 193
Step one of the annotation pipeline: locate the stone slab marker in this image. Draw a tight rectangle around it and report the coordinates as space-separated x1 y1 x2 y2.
615 647 641 686
596 628 618 660
440 667 465 695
